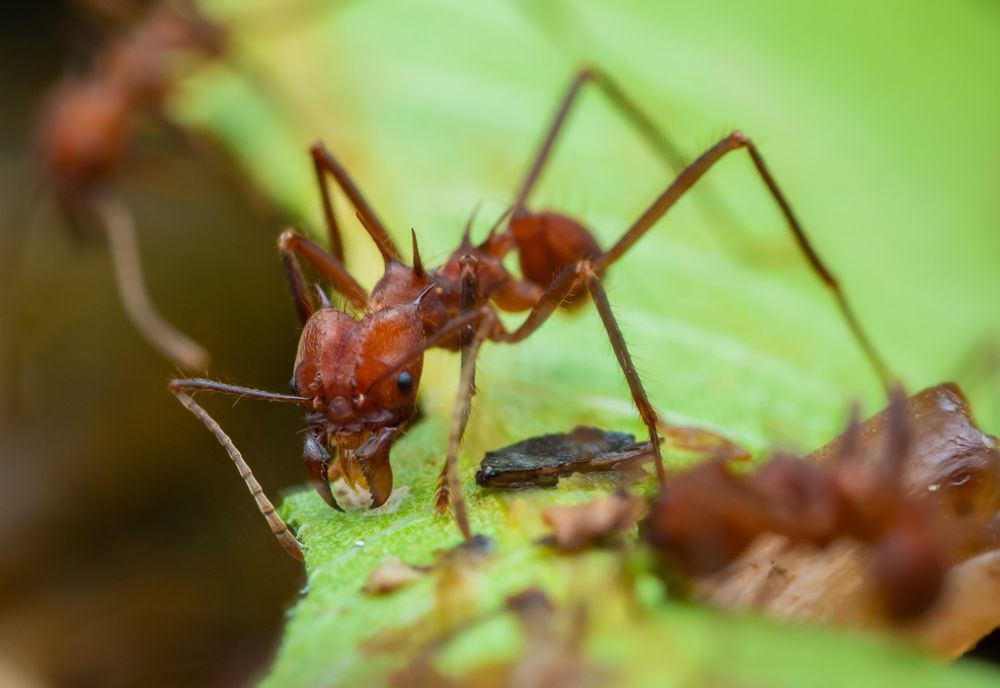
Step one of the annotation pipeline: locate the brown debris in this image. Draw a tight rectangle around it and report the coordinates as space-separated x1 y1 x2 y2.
656 383 1000 655
476 427 654 488
542 492 647 551
475 423 748 489
362 558 428 596
388 588 608 688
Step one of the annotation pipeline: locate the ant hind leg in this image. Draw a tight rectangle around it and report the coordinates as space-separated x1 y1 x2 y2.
594 131 893 393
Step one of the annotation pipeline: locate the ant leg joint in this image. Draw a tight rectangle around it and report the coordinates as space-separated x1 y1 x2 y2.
277 228 297 250
575 259 597 280
730 130 751 145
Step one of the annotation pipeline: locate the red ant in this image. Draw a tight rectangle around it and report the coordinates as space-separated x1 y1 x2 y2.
169 67 892 561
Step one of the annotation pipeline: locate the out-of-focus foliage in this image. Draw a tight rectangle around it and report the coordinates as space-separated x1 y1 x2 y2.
173 0 1000 685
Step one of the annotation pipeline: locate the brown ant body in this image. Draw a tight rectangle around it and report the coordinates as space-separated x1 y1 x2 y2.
5 1 231 372
171 68 892 561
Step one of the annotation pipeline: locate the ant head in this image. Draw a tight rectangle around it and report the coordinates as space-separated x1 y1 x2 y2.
293 304 425 439
40 80 129 193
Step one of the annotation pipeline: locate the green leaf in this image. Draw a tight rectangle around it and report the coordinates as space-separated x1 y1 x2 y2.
172 0 1000 685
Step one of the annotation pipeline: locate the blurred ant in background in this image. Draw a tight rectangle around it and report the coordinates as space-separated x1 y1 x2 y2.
4 1 230 371
2 0 324 375
169 67 892 560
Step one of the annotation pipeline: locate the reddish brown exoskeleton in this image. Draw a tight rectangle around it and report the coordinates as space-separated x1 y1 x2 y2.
170 68 892 560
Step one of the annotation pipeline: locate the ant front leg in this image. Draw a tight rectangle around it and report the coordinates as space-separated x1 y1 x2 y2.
435 314 497 540
169 378 311 560
495 262 668 489
310 142 402 264
595 131 893 393
278 228 368 323
435 255 487 539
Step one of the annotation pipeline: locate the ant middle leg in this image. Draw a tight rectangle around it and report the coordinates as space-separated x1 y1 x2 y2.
435 255 488 539
435 313 497 540
494 262 668 489
594 131 893 392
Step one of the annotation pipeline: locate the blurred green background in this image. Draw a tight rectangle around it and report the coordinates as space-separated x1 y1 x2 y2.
1 0 998 685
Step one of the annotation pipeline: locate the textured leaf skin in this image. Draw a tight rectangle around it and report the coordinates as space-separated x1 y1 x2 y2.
173 0 1000 685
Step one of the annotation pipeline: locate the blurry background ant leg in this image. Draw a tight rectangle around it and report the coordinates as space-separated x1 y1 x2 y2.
91 193 210 371
434 315 495 540
277 228 368 313
309 142 401 263
170 388 304 561
0 172 45 418
595 131 893 393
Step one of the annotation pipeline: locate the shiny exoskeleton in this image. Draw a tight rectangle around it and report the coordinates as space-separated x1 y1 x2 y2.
171 67 892 560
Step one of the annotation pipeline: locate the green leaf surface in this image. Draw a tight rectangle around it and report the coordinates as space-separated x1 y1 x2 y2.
173 0 1000 685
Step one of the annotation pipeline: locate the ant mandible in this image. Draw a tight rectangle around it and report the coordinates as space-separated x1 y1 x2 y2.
170 67 892 560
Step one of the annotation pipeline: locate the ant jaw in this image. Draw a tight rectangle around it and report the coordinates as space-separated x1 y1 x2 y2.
304 432 341 512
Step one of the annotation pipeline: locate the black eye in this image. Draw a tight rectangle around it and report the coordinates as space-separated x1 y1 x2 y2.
396 371 414 395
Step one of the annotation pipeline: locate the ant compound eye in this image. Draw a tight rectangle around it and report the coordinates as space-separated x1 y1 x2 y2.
396 371 414 395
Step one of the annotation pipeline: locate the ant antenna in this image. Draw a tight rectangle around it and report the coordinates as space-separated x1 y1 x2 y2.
411 228 425 277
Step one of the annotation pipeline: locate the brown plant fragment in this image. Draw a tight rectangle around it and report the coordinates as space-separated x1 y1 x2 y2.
542 492 648 551
685 383 1000 656
476 423 746 489
362 557 428 596
388 588 609 688
476 427 654 488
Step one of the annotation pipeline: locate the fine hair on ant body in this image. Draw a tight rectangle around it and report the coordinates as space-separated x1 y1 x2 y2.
170 67 893 560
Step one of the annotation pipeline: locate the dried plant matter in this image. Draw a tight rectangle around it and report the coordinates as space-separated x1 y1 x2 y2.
678 383 1000 654
542 492 647 551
